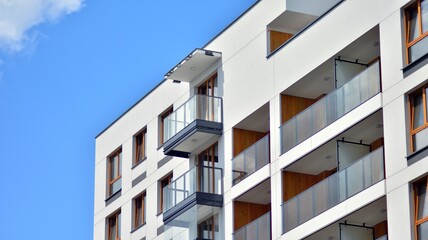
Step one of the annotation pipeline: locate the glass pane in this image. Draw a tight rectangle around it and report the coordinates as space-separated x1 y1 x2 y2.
118 152 121 175
283 198 298 233
245 146 256 174
246 221 257 240
296 109 312 143
422 0 428 33
339 170 347 202
256 136 269 170
233 154 245 185
417 182 428 219
312 98 327 132
111 178 121 194
314 179 329 215
135 199 142 227
234 228 245 240
111 157 117 180
417 220 428 240
408 5 420 42
343 76 361 112
298 189 314 223
413 127 428 151
282 119 297 153
413 91 424 129
409 35 428 62
347 160 363 197
258 214 270 240
109 218 116 240
118 213 121 238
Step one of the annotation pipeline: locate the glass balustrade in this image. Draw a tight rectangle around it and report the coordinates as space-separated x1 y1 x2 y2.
163 166 223 212
233 212 271 240
280 61 381 154
164 94 222 142
232 135 270 185
282 147 384 233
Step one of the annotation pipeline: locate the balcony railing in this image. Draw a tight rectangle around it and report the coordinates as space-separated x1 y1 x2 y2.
232 135 270 185
233 212 271 240
164 94 222 142
282 147 384 233
163 166 223 212
280 61 381 154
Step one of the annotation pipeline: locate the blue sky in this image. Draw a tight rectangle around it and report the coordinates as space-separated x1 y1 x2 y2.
0 0 256 239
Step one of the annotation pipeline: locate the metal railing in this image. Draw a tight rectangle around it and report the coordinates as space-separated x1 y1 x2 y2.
233 212 271 240
232 135 270 185
282 147 384 233
164 94 222 142
163 166 223 212
280 61 381 154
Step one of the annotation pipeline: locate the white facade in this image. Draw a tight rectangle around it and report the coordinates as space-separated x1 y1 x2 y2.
94 0 428 239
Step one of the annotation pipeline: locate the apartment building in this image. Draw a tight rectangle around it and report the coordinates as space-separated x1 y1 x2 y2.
93 0 428 239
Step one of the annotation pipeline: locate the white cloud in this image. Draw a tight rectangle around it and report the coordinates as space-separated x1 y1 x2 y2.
0 0 83 52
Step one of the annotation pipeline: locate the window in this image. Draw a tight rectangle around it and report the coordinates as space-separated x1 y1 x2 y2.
133 192 146 230
409 86 428 152
198 73 218 97
134 129 147 166
414 178 428 239
159 173 173 213
107 211 121 240
107 148 122 197
159 106 173 146
404 0 428 63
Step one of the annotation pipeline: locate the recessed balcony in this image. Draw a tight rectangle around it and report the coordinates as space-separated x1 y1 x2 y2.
163 94 223 158
303 197 388 240
280 60 381 154
232 134 270 185
282 146 385 234
163 165 223 224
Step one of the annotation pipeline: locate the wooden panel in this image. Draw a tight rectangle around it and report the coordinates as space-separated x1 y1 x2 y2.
371 137 384 151
282 169 336 202
233 128 267 157
373 220 388 238
269 30 293 53
316 168 337 181
282 171 318 202
233 201 270 230
281 95 316 124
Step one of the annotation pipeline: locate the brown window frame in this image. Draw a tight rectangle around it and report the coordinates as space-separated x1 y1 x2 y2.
159 106 174 146
107 148 122 197
414 177 428 239
409 85 428 152
404 0 428 63
159 173 173 213
134 128 147 166
107 210 121 240
133 192 146 230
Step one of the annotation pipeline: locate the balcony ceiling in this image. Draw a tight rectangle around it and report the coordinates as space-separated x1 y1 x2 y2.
235 179 271 205
234 103 270 133
165 48 221 82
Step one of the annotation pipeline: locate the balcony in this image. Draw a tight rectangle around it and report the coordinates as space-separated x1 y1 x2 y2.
282 147 384 234
232 134 270 185
303 198 388 240
163 165 223 224
233 211 271 240
280 60 381 154
163 94 223 158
